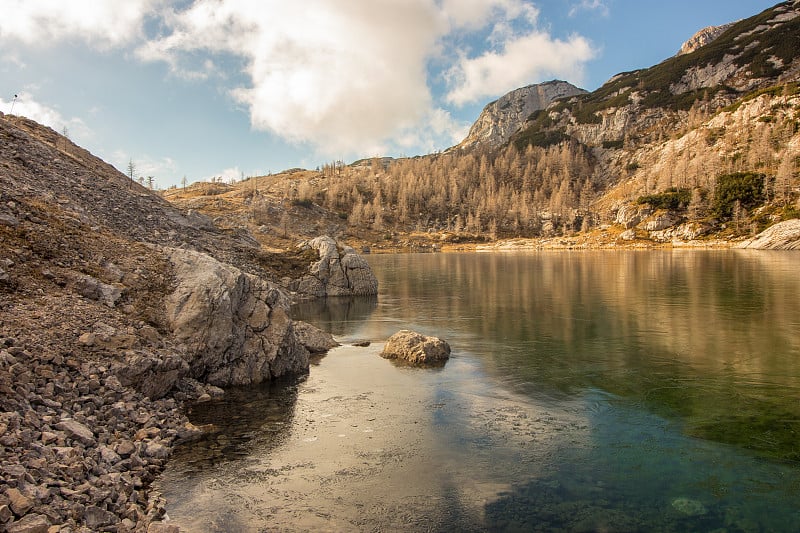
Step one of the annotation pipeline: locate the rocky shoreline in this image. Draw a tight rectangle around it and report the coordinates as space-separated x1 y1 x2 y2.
0 113 378 532
0 335 199 533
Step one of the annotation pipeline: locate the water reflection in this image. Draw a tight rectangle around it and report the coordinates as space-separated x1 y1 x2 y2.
292 295 378 336
158 251 800 531
169 378 302 470
156 379 303 531
367 251 800 461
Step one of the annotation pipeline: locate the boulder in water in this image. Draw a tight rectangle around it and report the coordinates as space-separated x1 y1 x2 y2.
291 236 378 297
380 330 450 365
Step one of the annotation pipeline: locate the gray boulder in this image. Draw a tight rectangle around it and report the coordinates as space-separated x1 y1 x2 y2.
164 247 309 387
291 236 378 297
380 330 451 365
113 352 188 400
71 273 122 308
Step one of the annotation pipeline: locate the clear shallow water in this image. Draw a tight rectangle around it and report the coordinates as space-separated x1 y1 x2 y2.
158 251 800 532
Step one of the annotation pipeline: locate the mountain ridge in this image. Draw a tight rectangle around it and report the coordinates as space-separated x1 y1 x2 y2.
677 22 736 56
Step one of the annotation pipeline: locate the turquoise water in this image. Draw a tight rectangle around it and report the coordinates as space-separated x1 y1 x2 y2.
158 251 800 532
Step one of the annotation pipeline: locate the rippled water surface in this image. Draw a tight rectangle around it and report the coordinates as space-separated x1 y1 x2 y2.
158 251 800 532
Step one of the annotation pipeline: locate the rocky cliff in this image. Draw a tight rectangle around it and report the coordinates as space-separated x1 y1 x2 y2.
502 1 800 247
737 219 800 249
455 80 587 149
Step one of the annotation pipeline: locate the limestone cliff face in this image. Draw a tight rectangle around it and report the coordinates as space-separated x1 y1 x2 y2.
677 23 735 56
456 80 586 149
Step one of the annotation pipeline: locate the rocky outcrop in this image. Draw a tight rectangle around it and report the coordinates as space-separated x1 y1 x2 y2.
165 247 309 387
456 80 586 149
380 330 451 365
289 236 379 298
650 221 714 243
677 23 735 56
641 211 680 232
615 204 653 229
736 219 800 250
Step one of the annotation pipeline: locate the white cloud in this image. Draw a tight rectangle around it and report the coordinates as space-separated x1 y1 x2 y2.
203 166 243 184
439 0 538 30
138 0 444 156
0 92 91 138
135 0 595 156
445 31 596 106
0 0 161 49
394 108 470 154
569 0 610 18
1 54 27 69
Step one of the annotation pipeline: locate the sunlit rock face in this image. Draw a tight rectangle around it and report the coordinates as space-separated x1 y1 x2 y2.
677 23 735 56
736 219 800 250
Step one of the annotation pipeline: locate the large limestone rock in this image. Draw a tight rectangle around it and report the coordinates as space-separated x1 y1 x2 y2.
380 330 451 365
165 247 309 387
456 80 587 150
291 236 378 298
736 219 800 250
649 221 714 243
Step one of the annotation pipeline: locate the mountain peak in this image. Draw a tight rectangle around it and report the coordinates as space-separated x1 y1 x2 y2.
677 22 736 56
455 80 587 150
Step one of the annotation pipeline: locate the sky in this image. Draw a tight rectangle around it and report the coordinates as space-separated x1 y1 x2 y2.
0 0 780 188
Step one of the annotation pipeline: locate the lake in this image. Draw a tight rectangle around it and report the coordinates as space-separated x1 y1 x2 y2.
157 250 800 532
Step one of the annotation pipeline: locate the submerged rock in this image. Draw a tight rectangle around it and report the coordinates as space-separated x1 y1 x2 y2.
291 236 378 297
380 330 451 365
671 497 707 516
